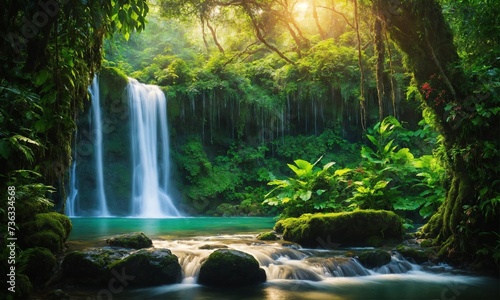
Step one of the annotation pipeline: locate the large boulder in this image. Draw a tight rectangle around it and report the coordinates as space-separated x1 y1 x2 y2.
110 248 182 286
20 212 72 253
105 232 153 249
274 210 404 248
198 249 266 287
61 248 129 285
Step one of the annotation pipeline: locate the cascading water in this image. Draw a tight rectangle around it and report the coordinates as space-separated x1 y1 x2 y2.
154 235 415 284
68 76 181 217
127 78 181 217
65 160 78 217
90 76 111 216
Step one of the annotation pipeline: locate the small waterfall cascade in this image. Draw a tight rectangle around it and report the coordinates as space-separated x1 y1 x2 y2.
127 78 181 217
65 160 78 217
90 76 111 216
154 236 416 283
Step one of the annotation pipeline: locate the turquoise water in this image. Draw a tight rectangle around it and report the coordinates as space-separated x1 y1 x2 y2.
68 217 276 241
66 217 499 300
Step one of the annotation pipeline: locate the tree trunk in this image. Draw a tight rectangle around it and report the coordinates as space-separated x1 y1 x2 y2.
372 0 498 269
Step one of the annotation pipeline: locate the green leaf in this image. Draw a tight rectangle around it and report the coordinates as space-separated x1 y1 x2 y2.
334 168 351 176
374 180 389 190
34 69 49 87
322 161 336 170
299 190 312 201
383 139 395 154
294 159 314 172
366 134 378 147
316 189 325 195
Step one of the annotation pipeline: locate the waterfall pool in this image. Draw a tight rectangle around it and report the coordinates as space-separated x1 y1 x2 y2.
65 217 499 299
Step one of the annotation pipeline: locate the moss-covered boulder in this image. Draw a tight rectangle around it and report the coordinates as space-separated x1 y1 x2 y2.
198 249 266 287
257 231 279 241
110 248 182 286
356 250 392 269
105 232 153 249
19 247 56 285
20 212 72 253
396 245 435 264
61 248 129 285
274 210 404 248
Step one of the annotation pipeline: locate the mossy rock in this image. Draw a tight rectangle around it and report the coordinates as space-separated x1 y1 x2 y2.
24 231 63 254
110 248 182 286
275 210 404 248
61 248 128 285
198 249 266 287
419 239 433 247
99 66 128 102
396 245 433 264
257 231 279 241
21 212 72 253
14 274 32 299
356 250 392 269
19 247 56 285
105 232 153 249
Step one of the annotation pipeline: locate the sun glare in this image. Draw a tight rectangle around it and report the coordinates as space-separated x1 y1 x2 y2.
295 2 309 12
294 2 309 20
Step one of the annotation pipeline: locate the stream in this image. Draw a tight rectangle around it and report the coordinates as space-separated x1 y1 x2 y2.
65 217 499 300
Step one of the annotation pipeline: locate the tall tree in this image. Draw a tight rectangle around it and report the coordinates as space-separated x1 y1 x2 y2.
372 0 499 269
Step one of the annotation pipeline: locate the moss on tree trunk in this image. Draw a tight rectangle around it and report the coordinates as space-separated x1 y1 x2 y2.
372 0 498 270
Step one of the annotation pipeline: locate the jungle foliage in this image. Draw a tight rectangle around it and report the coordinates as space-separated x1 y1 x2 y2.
1 1 148 297
264 116 445 221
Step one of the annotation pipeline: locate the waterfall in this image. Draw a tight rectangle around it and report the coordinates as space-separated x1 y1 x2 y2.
90 76 111 216
128 78 181 217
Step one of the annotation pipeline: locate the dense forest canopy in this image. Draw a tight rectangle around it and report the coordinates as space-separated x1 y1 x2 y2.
1 2 499 295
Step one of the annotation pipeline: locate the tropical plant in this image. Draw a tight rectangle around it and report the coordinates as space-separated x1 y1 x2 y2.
343 117 445 219
263 156 341 217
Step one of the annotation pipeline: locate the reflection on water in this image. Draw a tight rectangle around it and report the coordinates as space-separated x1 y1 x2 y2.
66 218 499 300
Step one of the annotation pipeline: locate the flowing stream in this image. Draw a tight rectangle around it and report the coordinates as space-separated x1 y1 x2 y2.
67 217 499 300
